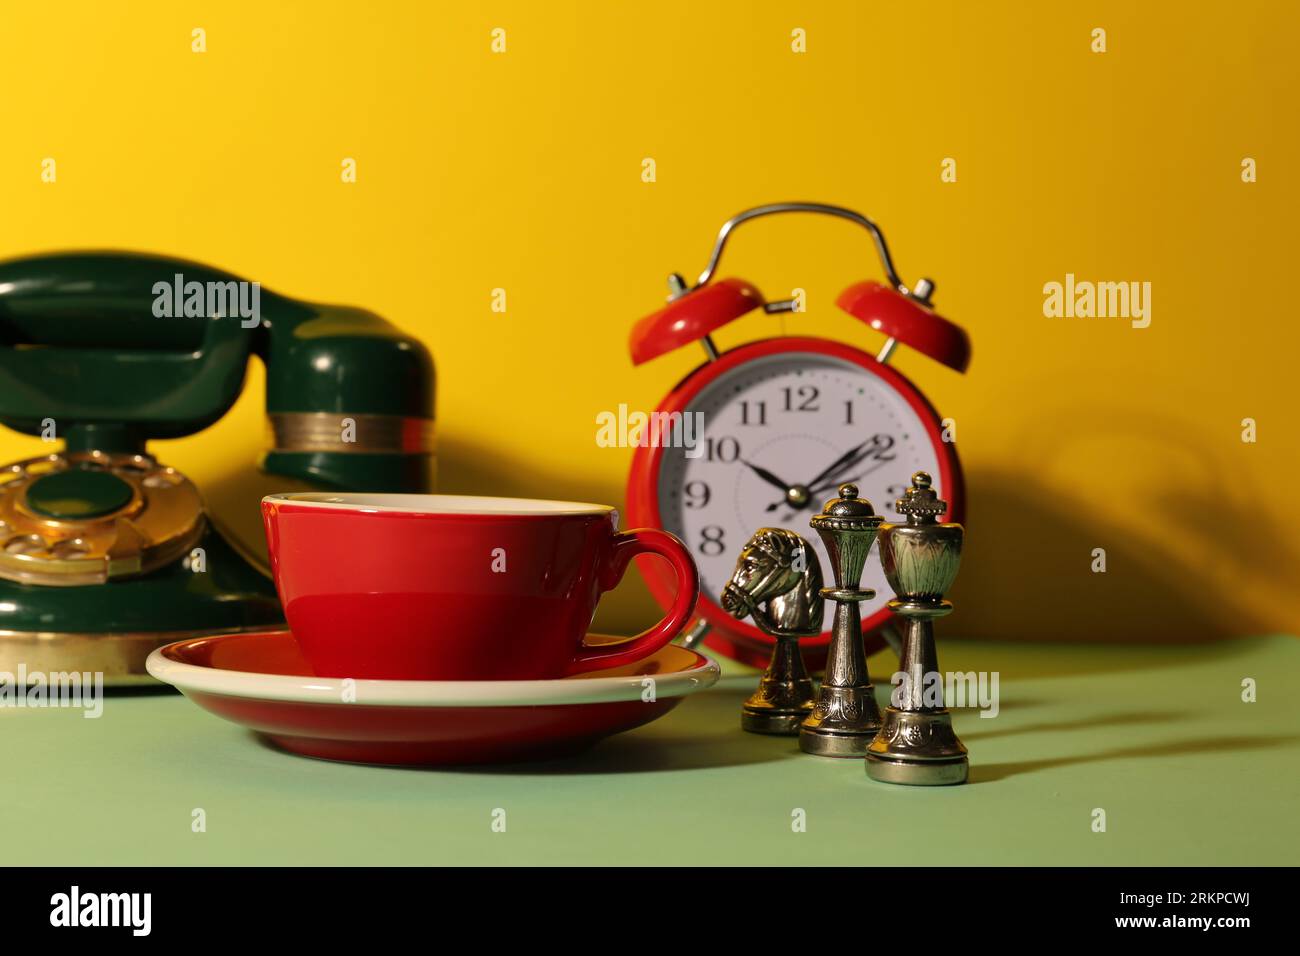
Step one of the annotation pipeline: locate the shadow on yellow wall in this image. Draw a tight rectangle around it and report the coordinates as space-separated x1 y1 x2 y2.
955 403 1292 644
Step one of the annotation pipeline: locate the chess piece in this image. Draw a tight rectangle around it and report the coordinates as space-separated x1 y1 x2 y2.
799 484 884 756
866 472 969 785
721 528 823 734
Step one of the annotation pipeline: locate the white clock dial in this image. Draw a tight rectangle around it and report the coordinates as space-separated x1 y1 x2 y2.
656 351 943 634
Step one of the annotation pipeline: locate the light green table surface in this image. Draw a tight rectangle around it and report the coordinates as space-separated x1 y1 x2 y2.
5 636 1298 866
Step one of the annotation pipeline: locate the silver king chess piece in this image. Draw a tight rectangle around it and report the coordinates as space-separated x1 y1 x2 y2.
866 471 969 786
722 528 823 734
799 483 884 756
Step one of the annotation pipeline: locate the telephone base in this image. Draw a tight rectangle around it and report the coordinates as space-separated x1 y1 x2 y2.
0 624 278 687
0 524 283 685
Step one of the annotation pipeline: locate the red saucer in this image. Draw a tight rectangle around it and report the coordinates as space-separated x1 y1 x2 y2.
147 630 720 766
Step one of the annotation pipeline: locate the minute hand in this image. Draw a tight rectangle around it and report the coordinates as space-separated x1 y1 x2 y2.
804 441 875 491
809 458 892 495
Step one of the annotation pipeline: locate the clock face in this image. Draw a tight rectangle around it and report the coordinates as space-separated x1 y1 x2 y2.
655 351 944 636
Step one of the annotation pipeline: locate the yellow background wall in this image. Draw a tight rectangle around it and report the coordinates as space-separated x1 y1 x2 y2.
1 1 1294 642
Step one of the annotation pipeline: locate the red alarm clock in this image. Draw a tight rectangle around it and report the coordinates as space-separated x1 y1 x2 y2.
625 202 970 669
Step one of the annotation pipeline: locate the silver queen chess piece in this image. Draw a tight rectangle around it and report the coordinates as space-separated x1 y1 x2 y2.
799 483 885 756
865 472 969 785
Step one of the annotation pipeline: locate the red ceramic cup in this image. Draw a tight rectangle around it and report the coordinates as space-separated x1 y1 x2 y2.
261 493 699 681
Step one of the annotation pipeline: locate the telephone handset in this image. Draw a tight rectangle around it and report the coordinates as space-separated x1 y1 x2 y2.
0 251 435 681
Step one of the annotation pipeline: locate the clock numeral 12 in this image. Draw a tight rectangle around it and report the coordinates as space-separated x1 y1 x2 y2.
781 385 820 412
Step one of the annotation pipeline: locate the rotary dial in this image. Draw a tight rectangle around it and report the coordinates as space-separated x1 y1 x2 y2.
0 451 205 586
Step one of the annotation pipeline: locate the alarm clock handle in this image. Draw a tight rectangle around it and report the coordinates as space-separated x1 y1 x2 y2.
695 201 908 293
563 528 700 675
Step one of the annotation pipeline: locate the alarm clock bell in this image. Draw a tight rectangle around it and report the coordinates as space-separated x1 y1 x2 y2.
625 202 970 670
630 202 970 372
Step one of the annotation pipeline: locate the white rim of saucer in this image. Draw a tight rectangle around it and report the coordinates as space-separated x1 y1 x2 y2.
263 492 616 517
145 638 721 708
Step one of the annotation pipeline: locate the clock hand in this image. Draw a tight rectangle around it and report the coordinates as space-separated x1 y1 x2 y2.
779 466 879 521
742 459 794 494
765 440 877 511
806 435 899 494
808 459 893 496
803 441 872 492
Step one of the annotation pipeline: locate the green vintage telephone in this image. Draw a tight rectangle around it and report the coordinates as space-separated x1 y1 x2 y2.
0 251 434 682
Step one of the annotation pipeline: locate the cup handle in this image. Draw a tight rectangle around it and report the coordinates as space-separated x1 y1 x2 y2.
564 528 700 676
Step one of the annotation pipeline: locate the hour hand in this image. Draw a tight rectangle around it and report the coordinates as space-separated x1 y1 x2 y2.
742 459 792 494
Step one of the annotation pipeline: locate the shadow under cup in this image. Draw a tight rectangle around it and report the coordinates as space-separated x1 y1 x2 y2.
261 493 699 681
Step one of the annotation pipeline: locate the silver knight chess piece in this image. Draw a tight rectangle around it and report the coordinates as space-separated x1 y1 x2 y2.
722 528 823 734
800 483 885 756
866 472 969 785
